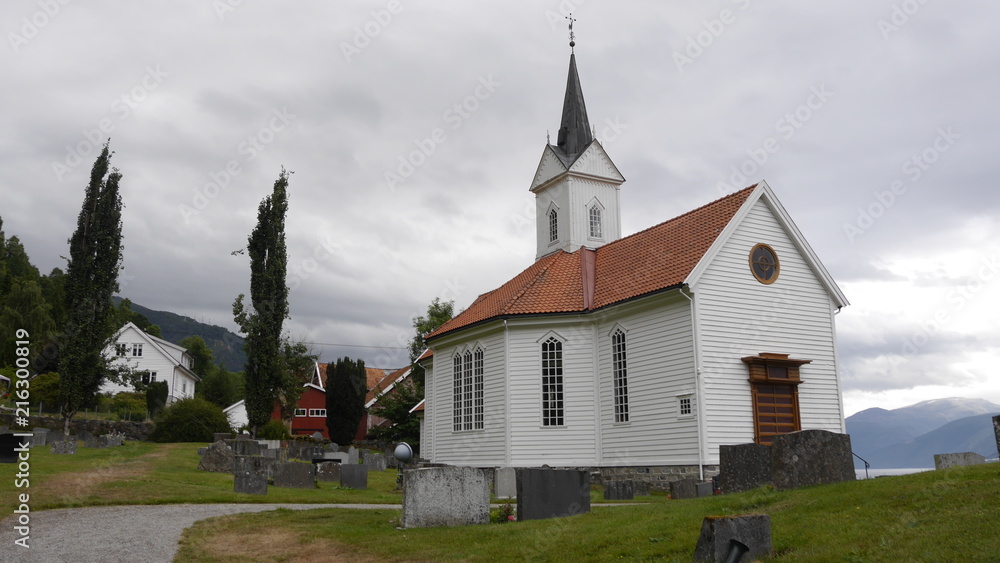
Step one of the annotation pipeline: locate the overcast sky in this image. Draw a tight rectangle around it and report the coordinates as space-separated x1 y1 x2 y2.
3 2 998 416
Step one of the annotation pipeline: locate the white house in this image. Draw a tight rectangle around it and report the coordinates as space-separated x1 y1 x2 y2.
103 322 200 403
420 47 848 480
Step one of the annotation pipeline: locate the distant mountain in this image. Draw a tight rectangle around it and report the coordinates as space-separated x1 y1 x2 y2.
124 300 246 372
847 398 1000 468
870 413 1000 469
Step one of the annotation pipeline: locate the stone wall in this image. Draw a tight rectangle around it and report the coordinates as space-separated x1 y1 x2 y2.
596 465 719 491
0 414 153 441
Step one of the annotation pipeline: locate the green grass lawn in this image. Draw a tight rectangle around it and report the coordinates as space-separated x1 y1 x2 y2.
0 441 402 514
174 463 1000 562
3 441 998 561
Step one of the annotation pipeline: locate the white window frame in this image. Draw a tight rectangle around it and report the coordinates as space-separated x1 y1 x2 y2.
308 408 326 417
452 345 485 432
116 343 128 357
548 208 559 244
295 408 307 417
611 327 629 423
677 394 694 418
141 371 157 385
132 343 143 357
540 335 564 427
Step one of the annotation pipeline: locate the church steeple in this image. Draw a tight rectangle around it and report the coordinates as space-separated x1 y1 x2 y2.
555 52 593 161
529 17 625 261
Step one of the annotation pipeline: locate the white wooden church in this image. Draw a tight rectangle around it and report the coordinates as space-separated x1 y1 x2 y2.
420 45 848 479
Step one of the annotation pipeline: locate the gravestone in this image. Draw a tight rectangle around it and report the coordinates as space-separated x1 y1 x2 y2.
77 430 93 442
771 430 855 491
629 481 649 497
341 463 368 489
693 514 772 563
0 433 19 463
347 446 359 465
103 434 123 447
516 468 590 521
670 478 698 500
362 452 387 472
326 443 340 453
314 452 348 464
316 462 341 482
31 428 49 448
51 440 77 455
385 447 400 469
494 467 516 499
258 439 280 450
261 448 279 459
311 432 324 440
272 462 316 488
233 456 269 495
197 440 236 473
993 416 1000 457
934 452 986 470
214 432 233 443
719 443 773 494
696 481 714 498
603 480 634 501
230 440 261 456
401 467 490 528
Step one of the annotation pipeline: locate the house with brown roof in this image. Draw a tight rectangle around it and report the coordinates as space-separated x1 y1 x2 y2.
420 46 848 482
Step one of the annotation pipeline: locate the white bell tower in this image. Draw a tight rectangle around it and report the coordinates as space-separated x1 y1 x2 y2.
530 35 625 261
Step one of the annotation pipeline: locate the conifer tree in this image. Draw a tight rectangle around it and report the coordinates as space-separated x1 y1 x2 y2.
233 169 290 435
325 357 366 445
58 142 125 436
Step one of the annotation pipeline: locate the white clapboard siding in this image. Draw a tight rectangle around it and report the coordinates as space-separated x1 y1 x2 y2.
693 198 843 463
506 320 598 466
426 328 508 466
595 293 700 466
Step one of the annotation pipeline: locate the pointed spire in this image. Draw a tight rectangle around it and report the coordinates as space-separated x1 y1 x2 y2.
555 51 593 160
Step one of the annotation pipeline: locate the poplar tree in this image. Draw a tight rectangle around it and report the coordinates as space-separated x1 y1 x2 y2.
233 169 290 435
325 357 366 445
59 143 125 436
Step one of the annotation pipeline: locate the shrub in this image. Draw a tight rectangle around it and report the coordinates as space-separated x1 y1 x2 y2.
257 419 291 440
112 391 147 421
148 398 232 442
146 381 168 418
27 372 60 407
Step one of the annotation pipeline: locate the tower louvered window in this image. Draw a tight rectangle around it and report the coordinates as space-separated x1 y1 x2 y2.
611 328 628 423
541 337 564 426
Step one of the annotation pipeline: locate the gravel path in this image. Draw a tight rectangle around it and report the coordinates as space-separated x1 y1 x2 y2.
0 503 400 563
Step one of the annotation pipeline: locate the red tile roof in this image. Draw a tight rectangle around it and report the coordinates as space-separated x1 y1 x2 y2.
365 366 411 405
428 185 756 340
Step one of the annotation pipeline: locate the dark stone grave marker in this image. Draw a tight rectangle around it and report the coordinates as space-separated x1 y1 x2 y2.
693 514 772 563
771 430 855 491
272 462 316 488
719 443 773 494
603 480 634 501
197 441 235 473
516 468 590 521
340 463 368 489
670 478 698 500
316 462 341 482
51 440 77 455
233 456 269 495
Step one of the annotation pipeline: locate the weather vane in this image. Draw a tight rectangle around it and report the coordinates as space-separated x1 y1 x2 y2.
566 13 576 51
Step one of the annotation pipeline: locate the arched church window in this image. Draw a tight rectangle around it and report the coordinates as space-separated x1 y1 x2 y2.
589 204 603 239
548 209 558 243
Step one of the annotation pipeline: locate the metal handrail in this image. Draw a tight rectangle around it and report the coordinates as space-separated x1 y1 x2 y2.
853 452 870 479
